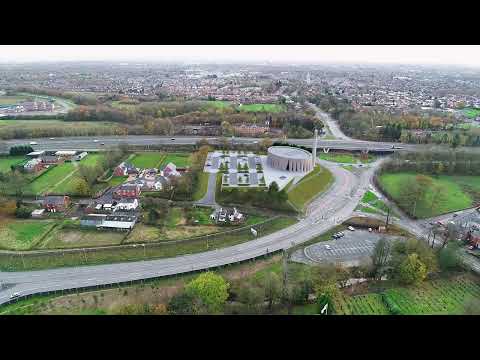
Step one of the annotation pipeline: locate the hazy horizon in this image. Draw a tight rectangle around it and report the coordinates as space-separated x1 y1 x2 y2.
0 45 480 68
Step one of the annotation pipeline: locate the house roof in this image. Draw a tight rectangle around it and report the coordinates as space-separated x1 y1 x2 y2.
44 195 68 204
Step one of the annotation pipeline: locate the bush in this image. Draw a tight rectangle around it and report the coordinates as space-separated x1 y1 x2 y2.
15 206 32 219
437 244 461 271
10 145 34 156
381 294 402 315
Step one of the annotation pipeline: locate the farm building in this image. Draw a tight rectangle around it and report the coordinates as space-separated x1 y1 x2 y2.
23 158 44 173
80 214 107 227
74 152 88 161
43 195 71 212
98 215 137 231
114 198 139 211
55 150 77 161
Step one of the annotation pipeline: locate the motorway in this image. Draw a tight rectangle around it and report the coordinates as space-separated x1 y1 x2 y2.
3 135 423 153
0 158 378 305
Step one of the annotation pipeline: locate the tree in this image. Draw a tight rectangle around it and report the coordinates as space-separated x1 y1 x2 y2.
268 181 280 194
371 237 392 280
74 178 91 196
263 272 282 310
260 137 273 151
437 243 460 271
221 121 234 136
185 272 230 314
9 145 33 156
452 133 461 148
398 253 427 285
237 285 265 314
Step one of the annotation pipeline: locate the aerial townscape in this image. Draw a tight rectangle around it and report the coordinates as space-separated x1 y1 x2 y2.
1 45 480 316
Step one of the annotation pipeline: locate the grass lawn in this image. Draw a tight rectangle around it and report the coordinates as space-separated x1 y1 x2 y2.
81 153 105 167
192 172 209 201
238 103 286 113
0 219 56 250
40 228 126 249
287 165 334 210
27 162 77 195
462 107 480 118
378 172 477 218
130 152 165 169
0 156 25 173
159 153 191 168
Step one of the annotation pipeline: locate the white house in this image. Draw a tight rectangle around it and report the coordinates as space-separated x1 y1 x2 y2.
114 198 139 211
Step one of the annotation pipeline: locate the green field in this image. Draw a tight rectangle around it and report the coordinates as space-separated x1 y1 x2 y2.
0 156 25 173
237 103 286 113
160 153 191 168
81 153 105 167
319 152 376 164
192 172 209 201
130 152 165 169
462 107 480 118
0 220 56 250
378 172 478 218
335 276 480 315
204 100 232 109
27 162 77 195
287 165 334 210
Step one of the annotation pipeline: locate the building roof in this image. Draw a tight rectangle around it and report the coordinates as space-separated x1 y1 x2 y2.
27 151 45 156
55 151 77 156
44 195 68 204
268 146 311 159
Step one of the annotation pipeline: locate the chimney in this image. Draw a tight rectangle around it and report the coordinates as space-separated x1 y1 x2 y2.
312 128 318 167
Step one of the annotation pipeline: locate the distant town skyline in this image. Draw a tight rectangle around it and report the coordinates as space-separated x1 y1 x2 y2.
0 45 480 67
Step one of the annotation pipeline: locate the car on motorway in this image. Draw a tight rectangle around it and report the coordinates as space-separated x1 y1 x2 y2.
10 292 21 299
100 143 105 146
49 137 55 140
93 139 99 142
171 138 175 141
29 141 38 145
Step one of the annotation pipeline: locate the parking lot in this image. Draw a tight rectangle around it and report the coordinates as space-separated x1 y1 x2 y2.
292 229 405 266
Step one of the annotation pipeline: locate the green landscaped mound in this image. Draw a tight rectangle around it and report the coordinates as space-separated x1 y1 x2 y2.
287 165 334 211
377 172 480 218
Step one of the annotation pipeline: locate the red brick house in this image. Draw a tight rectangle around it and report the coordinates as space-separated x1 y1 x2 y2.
43 195 71 212
113 184 141 199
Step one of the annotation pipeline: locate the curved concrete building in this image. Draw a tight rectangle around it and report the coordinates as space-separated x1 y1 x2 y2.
267 146 313 172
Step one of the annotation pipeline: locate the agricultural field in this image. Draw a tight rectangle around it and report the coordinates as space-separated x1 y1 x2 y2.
335 275 480 315
237 103 286 113
160 153 191 168
130 152 165 169
336 294 390 315
0 219 57 250
26 162 77 195
0 156 25 173
203 100 232 109
287 165 333 210
378 172 478 218
462 107 480 118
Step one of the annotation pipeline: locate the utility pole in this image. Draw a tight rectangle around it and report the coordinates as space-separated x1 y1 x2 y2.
385 205 391 230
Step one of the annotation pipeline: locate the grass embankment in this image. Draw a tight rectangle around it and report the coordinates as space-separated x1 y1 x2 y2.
0 220 57 250
318 153 376 164
0 216 297 271
192 172 209 201
355 190 399 218
287 165 333 211
378 172 480 218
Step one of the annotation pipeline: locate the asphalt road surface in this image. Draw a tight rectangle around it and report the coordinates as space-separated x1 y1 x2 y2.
0 158 379 305
307 102 354 141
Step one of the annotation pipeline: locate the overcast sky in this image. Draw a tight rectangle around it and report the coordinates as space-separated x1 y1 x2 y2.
0 45 479 67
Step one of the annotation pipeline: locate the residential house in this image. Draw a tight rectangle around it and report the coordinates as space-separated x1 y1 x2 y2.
163 162 180 177
114 198 139 212
114 162 138 177
44 195 71 212
210 207 244 224
113 183 141 199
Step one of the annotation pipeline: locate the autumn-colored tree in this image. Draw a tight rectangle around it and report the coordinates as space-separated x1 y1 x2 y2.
398 253 427 285
185 272 230 314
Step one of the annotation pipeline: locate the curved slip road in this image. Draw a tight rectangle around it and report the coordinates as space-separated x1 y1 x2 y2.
0 158 380 305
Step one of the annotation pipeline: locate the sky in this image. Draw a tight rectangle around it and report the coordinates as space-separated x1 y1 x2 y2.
0 45 479 67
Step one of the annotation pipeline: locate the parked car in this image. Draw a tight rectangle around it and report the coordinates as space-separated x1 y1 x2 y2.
348 226 355 231
325 245 332 250
10 292 21 299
